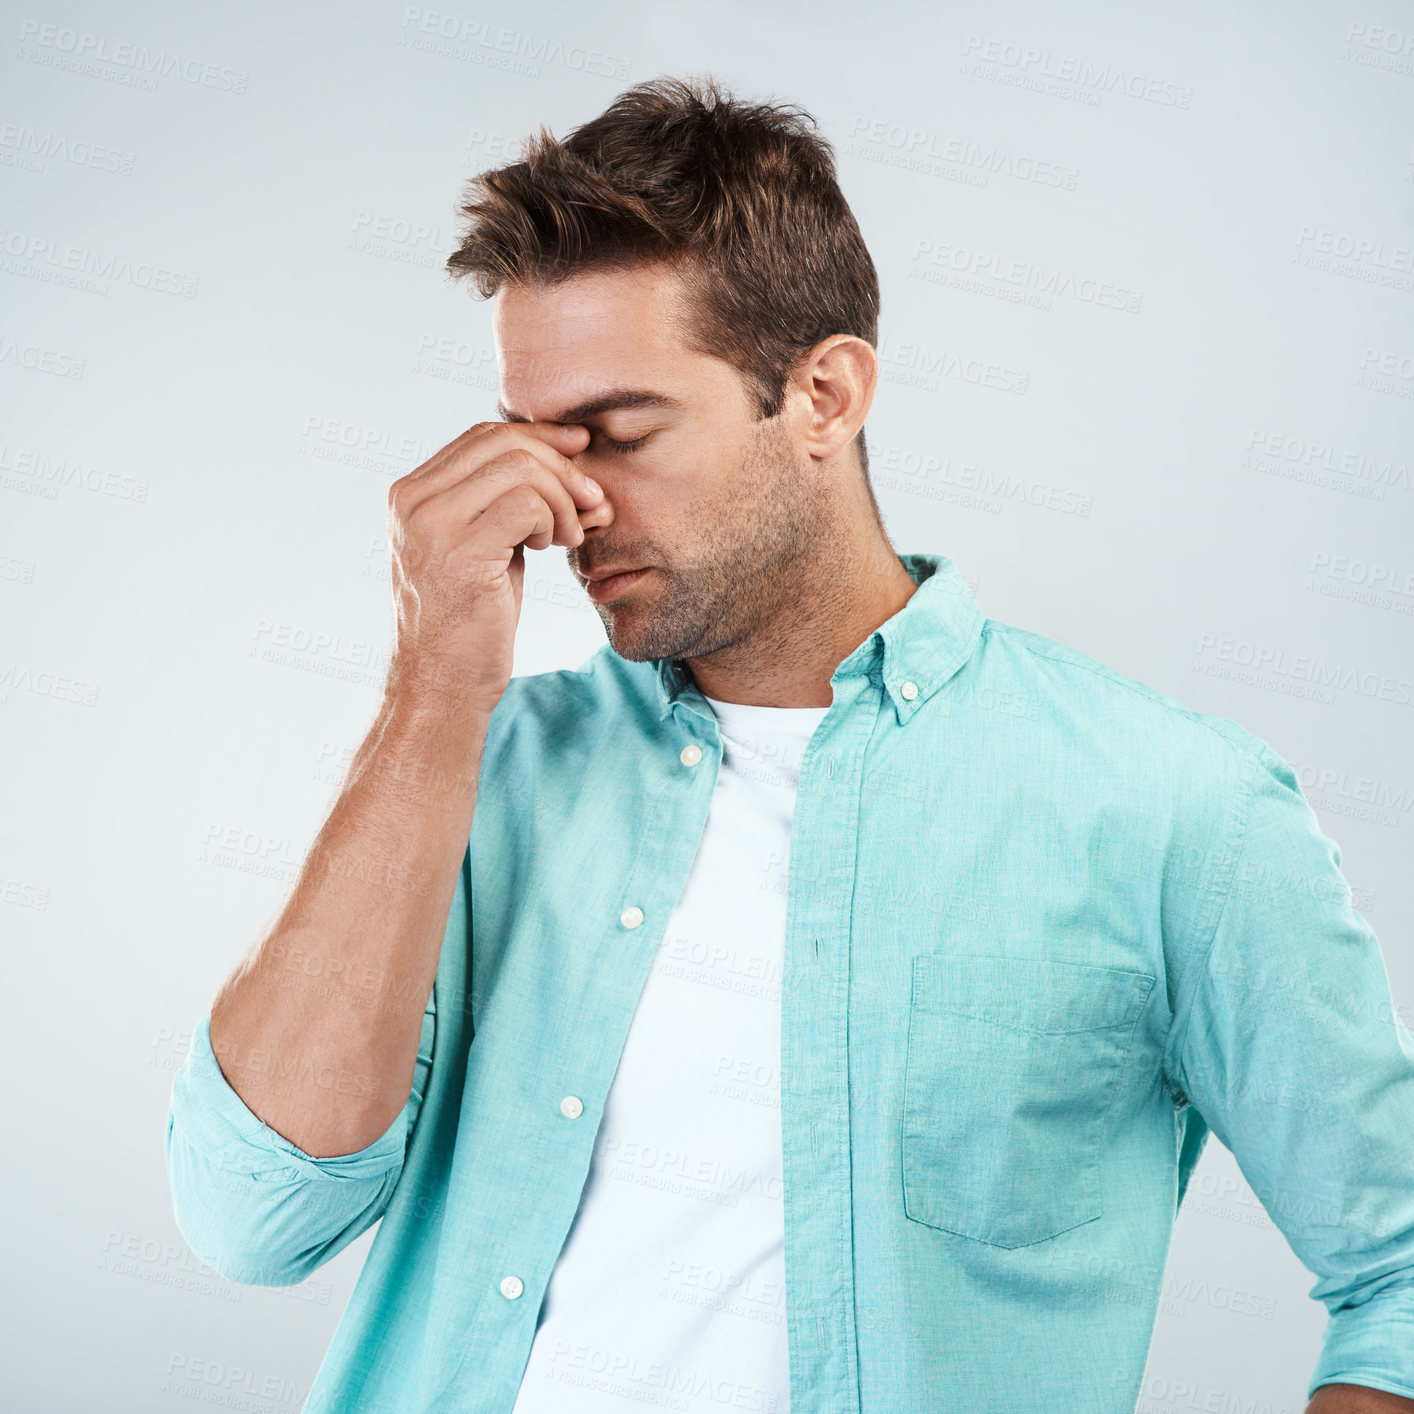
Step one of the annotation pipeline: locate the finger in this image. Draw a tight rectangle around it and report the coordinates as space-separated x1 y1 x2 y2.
414 447 588 552
405 420 590 490
394 422 598 519
470 481 559 559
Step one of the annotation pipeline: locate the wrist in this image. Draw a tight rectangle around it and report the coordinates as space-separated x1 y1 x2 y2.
385 654 504 721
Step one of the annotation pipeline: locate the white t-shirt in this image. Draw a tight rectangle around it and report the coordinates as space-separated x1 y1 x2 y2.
510 691 830 1414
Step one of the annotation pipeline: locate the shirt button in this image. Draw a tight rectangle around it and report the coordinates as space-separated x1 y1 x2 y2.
560 1095 583 1118
679 743 702 767
500 1275 523 1300
901 680 919 700
621 905 644 928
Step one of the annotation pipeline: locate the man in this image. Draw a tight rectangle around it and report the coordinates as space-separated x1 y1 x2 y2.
165 75 1414 1413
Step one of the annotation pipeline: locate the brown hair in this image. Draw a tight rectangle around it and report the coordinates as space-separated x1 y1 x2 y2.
444 73 879 473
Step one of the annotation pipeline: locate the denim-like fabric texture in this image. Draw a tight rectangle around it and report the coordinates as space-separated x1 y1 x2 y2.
165 551 1414 1413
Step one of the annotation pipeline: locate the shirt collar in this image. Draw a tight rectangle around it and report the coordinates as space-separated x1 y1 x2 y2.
652 551 985 723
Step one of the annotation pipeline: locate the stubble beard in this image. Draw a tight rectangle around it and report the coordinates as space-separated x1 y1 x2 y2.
594 421 831 667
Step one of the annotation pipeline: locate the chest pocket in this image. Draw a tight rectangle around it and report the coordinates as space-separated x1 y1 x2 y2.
901 953 1155 1248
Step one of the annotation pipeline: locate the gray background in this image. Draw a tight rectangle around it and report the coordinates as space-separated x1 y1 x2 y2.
3 1 1412 1410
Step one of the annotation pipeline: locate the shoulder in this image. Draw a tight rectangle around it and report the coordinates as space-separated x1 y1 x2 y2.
974 617 1284 808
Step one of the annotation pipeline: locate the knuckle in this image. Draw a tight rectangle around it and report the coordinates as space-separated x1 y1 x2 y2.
509 487 546 521
495 445 542 473
505 482 545 513
402 497 438 538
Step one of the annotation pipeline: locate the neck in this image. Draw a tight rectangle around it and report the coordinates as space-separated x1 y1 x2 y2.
683 530 920 708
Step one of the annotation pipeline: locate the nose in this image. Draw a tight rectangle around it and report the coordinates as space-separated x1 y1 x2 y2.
577 496 615 537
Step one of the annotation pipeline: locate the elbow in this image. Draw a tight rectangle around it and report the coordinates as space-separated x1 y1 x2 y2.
165 1123 399 1289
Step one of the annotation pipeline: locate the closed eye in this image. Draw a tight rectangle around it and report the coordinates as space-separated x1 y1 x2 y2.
600 432 650 454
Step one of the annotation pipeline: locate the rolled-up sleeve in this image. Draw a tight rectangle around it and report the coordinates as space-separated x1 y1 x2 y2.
164 999 435 1288
1164 742 1414 1402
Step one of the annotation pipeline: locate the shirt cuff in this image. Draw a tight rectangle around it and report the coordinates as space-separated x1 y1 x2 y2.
169 1011 408 1181
1308 1282 1414 1401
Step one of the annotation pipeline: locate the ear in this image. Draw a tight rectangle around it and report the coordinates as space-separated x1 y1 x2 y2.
792 335 878 462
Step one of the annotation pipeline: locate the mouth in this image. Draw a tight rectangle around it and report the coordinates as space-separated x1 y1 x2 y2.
585 567 654 603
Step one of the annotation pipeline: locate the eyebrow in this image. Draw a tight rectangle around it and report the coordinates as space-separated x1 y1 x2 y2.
495 388 687 425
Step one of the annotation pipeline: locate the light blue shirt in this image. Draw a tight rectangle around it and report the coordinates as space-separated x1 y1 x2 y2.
165 550 1414 1412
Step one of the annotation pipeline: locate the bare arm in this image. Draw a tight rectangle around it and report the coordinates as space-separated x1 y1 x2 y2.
1306 1386 1414 1413
202 417 607 1159
206 676 490 1158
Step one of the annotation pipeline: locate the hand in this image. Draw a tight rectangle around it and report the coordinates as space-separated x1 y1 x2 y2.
384 420 611 713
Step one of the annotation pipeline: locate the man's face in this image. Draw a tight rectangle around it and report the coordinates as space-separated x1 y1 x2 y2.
493 261 829 664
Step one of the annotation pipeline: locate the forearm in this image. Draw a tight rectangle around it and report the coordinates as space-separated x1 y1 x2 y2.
207 671 490 1157
1307 1384 1414 1412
